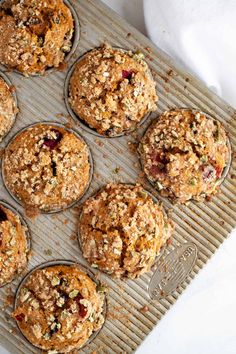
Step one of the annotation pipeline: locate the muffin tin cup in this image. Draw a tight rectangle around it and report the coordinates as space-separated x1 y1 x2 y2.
0 199 31 288
64 46 153 138
0 71 18 142
138 108 232 203
0 0 80 77
14 259 107 353
77 183 169 277
1 121 94 214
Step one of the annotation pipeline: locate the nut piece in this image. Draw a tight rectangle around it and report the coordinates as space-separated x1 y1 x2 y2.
0 203 29 287
0 0 74 75
3 124 91 212
139 109 230 203
13 265 105 352
79 184 173 278
69 44 158 136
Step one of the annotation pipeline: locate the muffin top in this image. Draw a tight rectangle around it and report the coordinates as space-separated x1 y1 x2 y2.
0 203 29 287
13 264 105 353
139 109 230 203
3 124 91 212
0 76 17 142
0 0 74 75
79 184 173 278
69 44 158 136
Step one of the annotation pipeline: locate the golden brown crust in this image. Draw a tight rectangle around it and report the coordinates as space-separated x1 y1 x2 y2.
79 184 173 278
13 265 105 352
0 0 74 75
139 109 230 203
0 203 29 287
3 124 91 212
69 44 158 136
0 77 17 141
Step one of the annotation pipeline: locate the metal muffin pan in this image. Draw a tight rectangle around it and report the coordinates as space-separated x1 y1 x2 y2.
1 121 94 214
14 260 107 353
0 0 235 353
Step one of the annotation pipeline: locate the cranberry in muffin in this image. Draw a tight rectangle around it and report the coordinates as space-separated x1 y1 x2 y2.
78 184 173 278
13 264 105 352
0 202 29 287
139 109 230 203
3 123 91 212
0 0 74 75
68 44 158 136
0 76 18 142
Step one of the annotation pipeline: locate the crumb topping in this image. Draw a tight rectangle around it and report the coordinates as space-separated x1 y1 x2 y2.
0 203 29 287
13 265 105 352
0 0 74 75
79 184 173 278
69 44 158 136
0 77 17 141
139 109 230 203
3 124 90 212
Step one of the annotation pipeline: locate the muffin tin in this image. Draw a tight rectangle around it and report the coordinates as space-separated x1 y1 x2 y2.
0 0 235 353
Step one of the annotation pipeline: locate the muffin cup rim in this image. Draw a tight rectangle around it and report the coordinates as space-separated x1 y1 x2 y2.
0 0 80 77
64 46 155 138
138 107 232 204
0 198 31 288
77 182 170 279
1 121 94 214
0 70 18 142
14 259 107 353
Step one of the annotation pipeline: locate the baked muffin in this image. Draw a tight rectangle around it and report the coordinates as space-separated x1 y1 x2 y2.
78 184 173 278
13 264 105 353
68 44 158 136
0 76 18 142
0 202 29 287
0 0 74 76
3 123 91 212
139 109 230 203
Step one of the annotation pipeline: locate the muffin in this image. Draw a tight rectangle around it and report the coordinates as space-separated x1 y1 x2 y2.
78 184 173 278
13 264 105 353
0 76 18 142
0 0 74 76
139 109 230 203
3 123 91 212
68 44 158 136
0 202 29 287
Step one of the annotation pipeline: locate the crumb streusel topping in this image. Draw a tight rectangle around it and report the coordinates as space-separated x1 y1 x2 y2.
139 109 230 203
79 184 173 278
0 76 18 142
3 124 91 212
0 203 29 287
0 0 74 75
69 44 158 136
13 265 105 353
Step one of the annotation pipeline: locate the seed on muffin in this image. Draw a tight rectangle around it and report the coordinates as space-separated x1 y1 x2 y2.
0 76 18 142
68 44 158 136
0 202 29 287
3 123 91 212
139 109 230 203
13 264 105 352
78 184 173 279
0 0 74 75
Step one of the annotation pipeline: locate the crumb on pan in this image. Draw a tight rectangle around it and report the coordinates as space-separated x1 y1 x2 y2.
0 0 74 75
13 265 105 352
78 183 173 279
139 109 230 204
3 124 91 212
69 44 158 136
